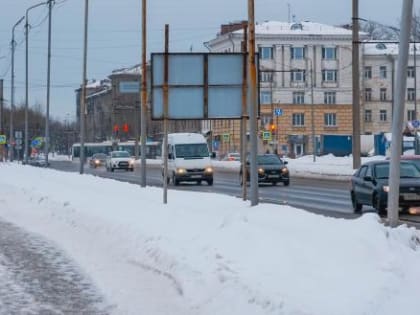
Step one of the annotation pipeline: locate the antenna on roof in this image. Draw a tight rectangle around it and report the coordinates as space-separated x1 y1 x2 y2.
190 44 193 52
292 14 296 23
287 3 291 23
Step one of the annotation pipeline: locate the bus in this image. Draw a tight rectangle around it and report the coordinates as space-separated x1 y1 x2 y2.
71 140 161 161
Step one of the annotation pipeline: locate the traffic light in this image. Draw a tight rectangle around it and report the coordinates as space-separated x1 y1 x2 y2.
113 124 119 132
123 123 129 133
270 124 276 135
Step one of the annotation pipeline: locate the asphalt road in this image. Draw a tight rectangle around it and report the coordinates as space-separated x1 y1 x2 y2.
48 160 420 228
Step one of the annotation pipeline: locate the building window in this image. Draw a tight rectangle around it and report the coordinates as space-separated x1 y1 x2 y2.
290 70 306 82
324 92 336 104
260 91 272 104
407 66 415 78
380 88 387 101
293 91 305 104
292 113 305 126
291 47 305 59
365 88 372 101
322 47 336 60
379 66 387 79
408 88 415 101
364 66 372 79
260 71 273 82
259 47 273 60
380 109 387 122
324 113 337 126
408 109 416 121
322 70 337 82
365 110 372 122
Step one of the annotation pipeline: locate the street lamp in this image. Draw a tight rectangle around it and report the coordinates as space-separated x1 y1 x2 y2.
25 2 48 164
10 15 25 162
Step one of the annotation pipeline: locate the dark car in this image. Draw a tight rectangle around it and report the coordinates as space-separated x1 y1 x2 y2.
89 153 107 168
240 154 289 186
350 160 420 214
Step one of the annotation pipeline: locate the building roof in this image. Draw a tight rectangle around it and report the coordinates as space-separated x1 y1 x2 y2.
363 41 420 56
231 21 354 36
111 64 141 76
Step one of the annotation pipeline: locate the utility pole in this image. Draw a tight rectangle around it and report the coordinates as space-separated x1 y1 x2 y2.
80 0 89 174
0 79 3 133
140 0 147 187
388 0 413 227
309 59 316 162
10 16 25 162
352 0 361 169
44 0 53 166
25 2 48 164
248 0 258 206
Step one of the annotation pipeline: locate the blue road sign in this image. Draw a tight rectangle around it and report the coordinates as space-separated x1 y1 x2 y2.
274 108 283 117
412 120 420 129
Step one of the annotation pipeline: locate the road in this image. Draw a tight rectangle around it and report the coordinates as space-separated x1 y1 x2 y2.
49 160 420 227
0 218 111 314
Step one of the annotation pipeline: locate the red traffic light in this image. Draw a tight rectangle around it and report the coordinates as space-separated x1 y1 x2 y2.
123 123 129 133
113 124 119 132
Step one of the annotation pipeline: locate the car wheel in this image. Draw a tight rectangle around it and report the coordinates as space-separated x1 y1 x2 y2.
373 193 386 215
207 178 213 186
111 167 114 172
283 180 290 186
197 180 202 185
272 181 277 186
351 192 362 213
172 173 179 186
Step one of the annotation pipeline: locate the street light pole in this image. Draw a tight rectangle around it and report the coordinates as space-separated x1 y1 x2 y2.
44 0 53 166
25 2 48 164
80 0 89 174
10 16 25 162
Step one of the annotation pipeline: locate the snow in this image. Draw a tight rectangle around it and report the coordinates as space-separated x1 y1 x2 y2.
0 155 420 315
232 21 354 36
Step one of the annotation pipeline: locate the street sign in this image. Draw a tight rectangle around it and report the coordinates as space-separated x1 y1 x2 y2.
274 108 283 117
0 135 6 145
262 131 272 141
15 131 23 139
222 133 230 142
412 120 420 129
15 139 22 145
15 145 22 150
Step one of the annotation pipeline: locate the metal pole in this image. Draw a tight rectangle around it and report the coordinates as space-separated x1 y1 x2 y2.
0 79 3 134
10 16 25 162
388 0 413 227
310 59 316 162
414 42 418 153
44 0 53 165
25 2 47 164
140 0 147 187
163 24 169 204
241 22 248 201
80 0 89 174
248 0 258 206
352 0 361 169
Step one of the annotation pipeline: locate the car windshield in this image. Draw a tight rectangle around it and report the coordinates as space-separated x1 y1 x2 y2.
374 162 420 179
111 151 129 158
256 155 282 165
175 143 209 158
93 154 107 159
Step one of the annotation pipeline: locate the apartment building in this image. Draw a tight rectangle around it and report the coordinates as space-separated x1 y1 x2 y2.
204 20 372 157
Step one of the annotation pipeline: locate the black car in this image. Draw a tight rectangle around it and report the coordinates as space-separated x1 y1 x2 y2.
350 160 420 214
240 154 289 186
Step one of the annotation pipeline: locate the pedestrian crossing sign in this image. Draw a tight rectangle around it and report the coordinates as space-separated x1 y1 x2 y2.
0 135 6 145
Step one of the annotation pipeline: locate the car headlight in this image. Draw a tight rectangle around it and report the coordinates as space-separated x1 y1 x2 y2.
205 167 213 173
129 159 135 165
258 167 265 174
95 159 100 164
176 168 186 174
281 167 288 174
383 185 390 192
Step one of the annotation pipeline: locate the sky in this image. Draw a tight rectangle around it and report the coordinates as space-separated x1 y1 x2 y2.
0 155 419 314
0 0 416 122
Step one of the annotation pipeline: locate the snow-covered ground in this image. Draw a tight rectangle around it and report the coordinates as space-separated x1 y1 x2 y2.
0 156 419 315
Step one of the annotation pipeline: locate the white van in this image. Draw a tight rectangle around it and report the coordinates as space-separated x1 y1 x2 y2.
162 133 215 185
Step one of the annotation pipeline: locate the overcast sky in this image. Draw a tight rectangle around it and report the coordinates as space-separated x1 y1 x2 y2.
0 0 416 122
